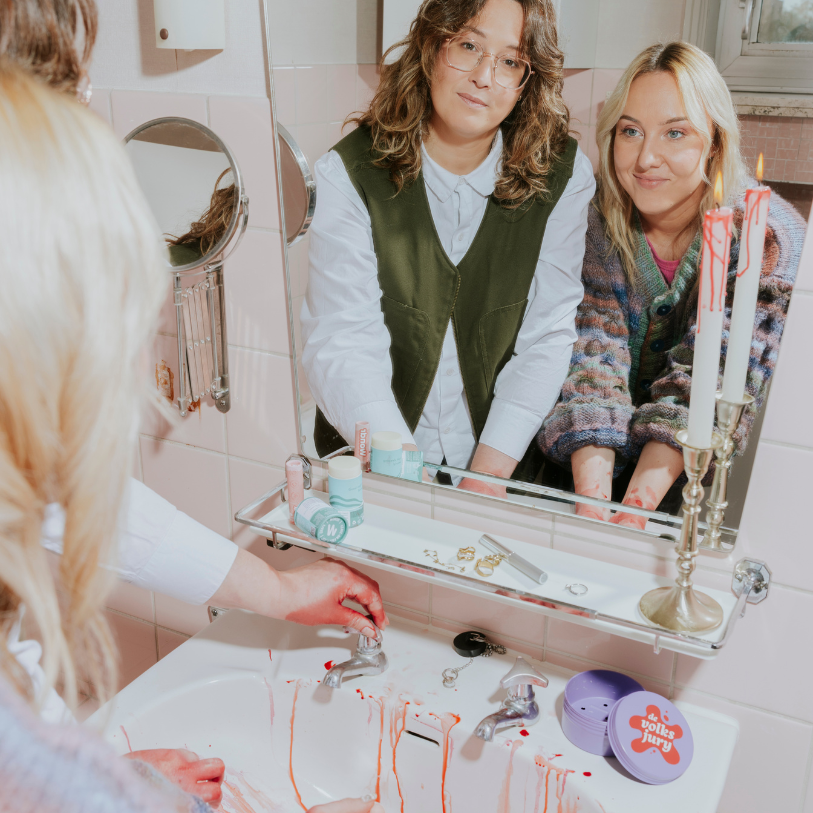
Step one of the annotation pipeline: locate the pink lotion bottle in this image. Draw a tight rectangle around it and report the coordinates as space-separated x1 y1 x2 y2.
286 458 305 522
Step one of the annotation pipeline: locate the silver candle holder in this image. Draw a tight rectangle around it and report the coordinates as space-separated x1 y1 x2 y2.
704 391 755 550
639 429 724 634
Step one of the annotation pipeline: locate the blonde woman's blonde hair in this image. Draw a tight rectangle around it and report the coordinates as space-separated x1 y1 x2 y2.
595 41 746 277
0 64 167 711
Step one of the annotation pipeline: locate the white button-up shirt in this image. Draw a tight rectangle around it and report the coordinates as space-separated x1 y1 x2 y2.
302 131 595 468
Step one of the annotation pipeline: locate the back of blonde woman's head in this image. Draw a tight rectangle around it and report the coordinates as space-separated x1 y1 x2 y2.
595 41 746 276
0 64 167 709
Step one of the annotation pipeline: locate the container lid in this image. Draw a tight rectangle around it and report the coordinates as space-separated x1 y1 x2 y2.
371 431 402 451
328 455 362 479
607 691 694 784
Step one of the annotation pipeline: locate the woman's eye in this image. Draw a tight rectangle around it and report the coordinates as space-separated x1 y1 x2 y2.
666 129 686 139
620 127 640 137
461 41 477 51
501 58 518 69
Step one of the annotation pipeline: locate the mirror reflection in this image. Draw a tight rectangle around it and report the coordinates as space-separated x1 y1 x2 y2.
125 120 238 268
276 0 808 537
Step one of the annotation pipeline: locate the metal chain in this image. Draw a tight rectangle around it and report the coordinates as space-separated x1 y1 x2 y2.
442 633 506 687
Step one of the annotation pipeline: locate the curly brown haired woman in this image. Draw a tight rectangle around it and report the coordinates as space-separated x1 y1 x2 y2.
302 0 595 496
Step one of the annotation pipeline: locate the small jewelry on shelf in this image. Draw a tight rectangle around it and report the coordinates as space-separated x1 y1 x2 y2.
457 546 476 561
565 583 588 596
424 548 467 574
474 553 505 578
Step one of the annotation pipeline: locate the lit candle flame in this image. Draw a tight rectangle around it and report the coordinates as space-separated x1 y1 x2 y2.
757 152 764 184
714 172 724 208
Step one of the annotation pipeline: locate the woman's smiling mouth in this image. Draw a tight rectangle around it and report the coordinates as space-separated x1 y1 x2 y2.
458 92 488 109
633 173 669 189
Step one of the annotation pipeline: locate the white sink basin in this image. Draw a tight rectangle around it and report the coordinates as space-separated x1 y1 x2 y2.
88 611 738 812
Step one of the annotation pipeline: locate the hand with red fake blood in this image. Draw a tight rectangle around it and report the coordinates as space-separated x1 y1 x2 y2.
124 749 225 806
571 445 615 521
279 558 388 638
457 476 506 499
308 800 385 813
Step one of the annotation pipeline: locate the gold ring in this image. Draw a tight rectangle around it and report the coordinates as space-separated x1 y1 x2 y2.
457 546 476 561
484 554 504 567
474 558 494 577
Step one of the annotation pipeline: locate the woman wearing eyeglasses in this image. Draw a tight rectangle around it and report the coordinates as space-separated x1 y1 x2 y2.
301 0 594 494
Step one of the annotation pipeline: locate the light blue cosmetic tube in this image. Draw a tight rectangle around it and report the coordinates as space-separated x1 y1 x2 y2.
370 431 403 476
328 456 364 528
293 496 348 544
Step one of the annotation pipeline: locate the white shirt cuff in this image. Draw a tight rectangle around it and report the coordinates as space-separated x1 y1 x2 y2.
343 401 415 448
479 399 545 463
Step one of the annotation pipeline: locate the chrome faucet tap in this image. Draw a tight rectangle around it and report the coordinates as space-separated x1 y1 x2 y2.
474 656 549 742
323 622 388 688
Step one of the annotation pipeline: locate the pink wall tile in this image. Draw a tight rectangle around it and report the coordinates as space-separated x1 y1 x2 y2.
327 64 359 123
365 489 433 518
225 229 291 355
208 96 279 231
273 68 296 125
106 581 154 623
734 443 813 592
759 293 813 447
541 649 670 695
157 627 190 659
356 65 380 111
352 563 431 614
139 437 231 538
110 91 207 140
546 619 674 681
106 611 158 690
590 69 623 125
563 69 593 128
432 586 546 645
154 593 210 637
674 583 813 722
88 88 112 125
286 122 330 169
228 456 284 549
225 347 299 466
384 606 430 626
141 334 227 453
295 66 328 125
430 617 542 660
673 687 812 813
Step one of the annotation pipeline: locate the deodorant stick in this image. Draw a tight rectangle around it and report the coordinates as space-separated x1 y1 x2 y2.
370 431 403 476
354 421 370 472
285 458 304 522
328 456 364 528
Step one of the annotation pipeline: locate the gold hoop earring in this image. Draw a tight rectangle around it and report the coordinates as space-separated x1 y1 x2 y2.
475 558 494 578
457 546 476 561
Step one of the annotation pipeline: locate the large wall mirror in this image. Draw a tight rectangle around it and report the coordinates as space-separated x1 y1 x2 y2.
266 0 808 548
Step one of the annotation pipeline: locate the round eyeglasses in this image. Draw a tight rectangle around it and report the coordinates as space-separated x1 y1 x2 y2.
444 36 533 91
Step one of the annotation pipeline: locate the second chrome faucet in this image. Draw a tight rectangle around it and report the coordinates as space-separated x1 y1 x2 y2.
474 656 549 741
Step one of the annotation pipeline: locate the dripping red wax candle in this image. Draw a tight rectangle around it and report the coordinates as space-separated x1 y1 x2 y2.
721 154 770 403
687 172 732 448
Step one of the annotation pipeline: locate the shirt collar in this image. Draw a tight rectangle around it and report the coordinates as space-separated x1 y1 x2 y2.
421 129 503 203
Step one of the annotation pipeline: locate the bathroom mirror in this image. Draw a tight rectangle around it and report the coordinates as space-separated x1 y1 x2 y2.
125 117 249 415
264 0 806 547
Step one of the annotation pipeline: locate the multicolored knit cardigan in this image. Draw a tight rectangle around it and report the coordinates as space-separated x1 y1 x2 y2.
537 189 806 476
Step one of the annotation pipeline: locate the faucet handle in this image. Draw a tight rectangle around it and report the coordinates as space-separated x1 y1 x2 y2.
500 656 549 690
345 617 382 650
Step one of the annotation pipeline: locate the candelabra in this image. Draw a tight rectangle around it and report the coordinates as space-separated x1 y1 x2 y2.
704 391 754 550
639 429 724 633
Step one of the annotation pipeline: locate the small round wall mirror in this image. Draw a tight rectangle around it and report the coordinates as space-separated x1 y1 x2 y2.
124 118 248 272
277 123 315 246
124 117 249 417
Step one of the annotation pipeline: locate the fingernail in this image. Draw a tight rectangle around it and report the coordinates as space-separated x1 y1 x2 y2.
362 625 376 638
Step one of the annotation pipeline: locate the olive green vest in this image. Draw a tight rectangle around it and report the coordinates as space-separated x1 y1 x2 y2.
315 126 578 457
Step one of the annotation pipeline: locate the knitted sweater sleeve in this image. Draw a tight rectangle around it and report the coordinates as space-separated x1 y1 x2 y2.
0 676 212 813
628 192 806 458
537 205 635 467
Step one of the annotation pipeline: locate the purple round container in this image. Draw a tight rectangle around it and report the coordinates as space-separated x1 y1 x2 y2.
562 670 644 756
607 691 694 784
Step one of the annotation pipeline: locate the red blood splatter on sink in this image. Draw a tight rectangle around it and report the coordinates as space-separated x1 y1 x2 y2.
268 649 273 661
520 729 530 737
324 660 334 670
428 712 461 813
119 725 132 753
583 771 592 776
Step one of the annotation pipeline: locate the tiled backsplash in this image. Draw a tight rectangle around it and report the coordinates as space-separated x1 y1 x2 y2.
88 57 813 813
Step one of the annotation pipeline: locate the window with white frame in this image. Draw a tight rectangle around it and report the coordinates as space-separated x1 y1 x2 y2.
703 0 813 93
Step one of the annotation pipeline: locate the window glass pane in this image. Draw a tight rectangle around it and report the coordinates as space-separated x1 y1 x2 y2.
757 0 813 42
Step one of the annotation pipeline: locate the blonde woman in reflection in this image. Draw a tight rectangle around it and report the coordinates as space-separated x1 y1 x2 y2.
0 65 383 813
537 42 806 527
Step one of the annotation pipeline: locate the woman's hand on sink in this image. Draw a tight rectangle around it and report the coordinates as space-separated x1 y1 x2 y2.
124 748 225 806
308 799 385 813
279 558 389 639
